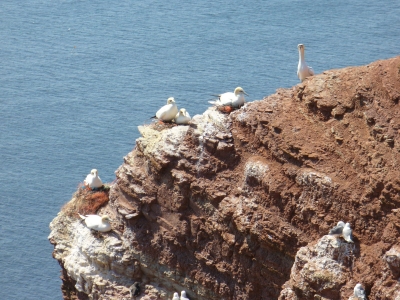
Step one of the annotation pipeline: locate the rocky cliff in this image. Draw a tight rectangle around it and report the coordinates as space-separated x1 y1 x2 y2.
49 56 400 300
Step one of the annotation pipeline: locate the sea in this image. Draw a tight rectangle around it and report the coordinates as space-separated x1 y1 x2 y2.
0 0 399 299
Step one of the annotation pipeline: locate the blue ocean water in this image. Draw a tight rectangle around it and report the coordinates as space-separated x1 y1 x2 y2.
0 0 398 299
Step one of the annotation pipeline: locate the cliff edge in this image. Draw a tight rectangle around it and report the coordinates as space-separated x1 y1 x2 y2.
49 56 400 300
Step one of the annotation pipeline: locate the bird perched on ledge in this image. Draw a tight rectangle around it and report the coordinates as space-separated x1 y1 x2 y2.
180 290 190 300
78 214 112 232
174 108 191 125
342 222 354 243
152 97 179 122
328 221 345 236
353 283 366 299
84 169 103 189
209 86 248 109
297 44 314 82
172 292 179 300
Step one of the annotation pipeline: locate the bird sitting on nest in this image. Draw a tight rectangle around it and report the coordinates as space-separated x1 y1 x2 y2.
78 214 112 233
174 108 191 125
84 169 103 190
209 87 248 112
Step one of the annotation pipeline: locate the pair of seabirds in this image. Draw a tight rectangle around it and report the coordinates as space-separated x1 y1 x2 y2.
172 291 189 300
329 222 367 299
78 169 112 233
153 97 191 124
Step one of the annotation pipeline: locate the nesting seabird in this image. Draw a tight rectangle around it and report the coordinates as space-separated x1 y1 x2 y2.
342 222 354 243
180 290 190 300
353 283 366 299
175 108 191 125
152 97 179 122
209 87 248 108
84 169 103 189
78 214 112 232
297 44 314 82
129 282 141 297
328 221 345 236
172 292 180 300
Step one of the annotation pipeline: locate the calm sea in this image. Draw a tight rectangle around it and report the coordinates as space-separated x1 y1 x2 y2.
0 0 398 299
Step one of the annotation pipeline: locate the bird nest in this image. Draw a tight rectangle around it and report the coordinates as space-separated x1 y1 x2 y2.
61 184 110 217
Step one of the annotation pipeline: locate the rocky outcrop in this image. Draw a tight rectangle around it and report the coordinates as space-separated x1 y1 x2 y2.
49 56 400 299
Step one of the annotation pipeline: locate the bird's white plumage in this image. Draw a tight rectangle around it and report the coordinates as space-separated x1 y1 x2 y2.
175 108 191 125
172 292 180 300
155 97 179 122
180 290 189 300
84 169 103 189
353 283 366 299
79 214 112 232
328 221 345 236
297 44 314 82
342 222 353 243
209 87 247 108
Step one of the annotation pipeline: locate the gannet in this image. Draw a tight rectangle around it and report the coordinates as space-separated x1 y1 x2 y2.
328 221 345 236
180 290 190 300
172 292 180 300
78 214 112 232
297 44 314 82
175 108 191 125
342 222 354 243
209 87 248 108
153 97 179 122
353 283 366 299
84 169 103 189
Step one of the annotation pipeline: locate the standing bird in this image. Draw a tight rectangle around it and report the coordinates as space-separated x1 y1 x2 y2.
152 97 179 122
175 108 191 125
180 290 190 300
84 169 103 189
209 87 248 109
297 44 314 82
172 292 180 300
328 221 345 237
353 283 366 299
78 214 112 232
129 282 141 298
342 222 354 243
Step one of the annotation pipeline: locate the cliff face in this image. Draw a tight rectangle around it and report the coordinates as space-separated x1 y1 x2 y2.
49 56 400 300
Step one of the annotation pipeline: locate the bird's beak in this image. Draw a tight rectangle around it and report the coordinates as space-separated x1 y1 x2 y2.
244 91 249 96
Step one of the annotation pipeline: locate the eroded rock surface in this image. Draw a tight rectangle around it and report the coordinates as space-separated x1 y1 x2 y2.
50 56 400 299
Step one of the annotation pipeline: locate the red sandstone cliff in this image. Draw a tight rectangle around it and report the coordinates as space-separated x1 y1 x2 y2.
49 56 400 300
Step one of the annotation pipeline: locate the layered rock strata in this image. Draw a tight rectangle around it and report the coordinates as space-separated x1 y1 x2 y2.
50 56 400 299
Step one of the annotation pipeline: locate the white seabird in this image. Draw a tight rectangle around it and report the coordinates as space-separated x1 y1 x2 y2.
84 169 103 189
180 290 190 300
79 214 112 232
353 283 366 299
153 97 179 122
297 44 314 82
175 108 191 125
342 222 354 243
209 87 248 108
172 292 180 300
328 221 345 236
